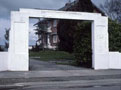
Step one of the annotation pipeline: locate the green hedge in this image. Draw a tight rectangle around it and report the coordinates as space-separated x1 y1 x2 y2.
0 46 4 51
73 21 92 67
109 19 121 52
73 19 121 67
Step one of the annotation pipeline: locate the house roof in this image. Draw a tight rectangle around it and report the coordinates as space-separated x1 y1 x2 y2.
34 0 106 27
59 0 105 16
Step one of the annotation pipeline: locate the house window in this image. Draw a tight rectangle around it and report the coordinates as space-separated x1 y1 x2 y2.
53 35 57 43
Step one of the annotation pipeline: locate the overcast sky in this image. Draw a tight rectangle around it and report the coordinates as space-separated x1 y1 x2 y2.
0 0 106 45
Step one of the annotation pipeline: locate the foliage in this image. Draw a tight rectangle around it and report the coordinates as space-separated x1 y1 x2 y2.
109 19 121 52
57 0 97 53
4 28 10 49
57 0 121 67
29 50 75 61
57 20 92 67
72 19 121 67
34 20 48 51
73 21 92 67
0 46 4 51
57 20 78 53
100 0 121 23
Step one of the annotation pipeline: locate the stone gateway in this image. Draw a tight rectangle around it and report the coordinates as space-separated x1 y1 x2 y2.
0 8 121 71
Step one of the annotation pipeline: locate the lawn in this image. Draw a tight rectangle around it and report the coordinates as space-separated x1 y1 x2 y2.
29 50 75 61
29 50 91 67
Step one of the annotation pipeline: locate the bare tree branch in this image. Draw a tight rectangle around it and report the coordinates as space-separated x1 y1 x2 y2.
100 0 121 22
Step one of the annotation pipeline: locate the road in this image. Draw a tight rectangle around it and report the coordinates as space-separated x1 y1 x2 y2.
18 86 121 90
0 81 120 90
0 59 120 90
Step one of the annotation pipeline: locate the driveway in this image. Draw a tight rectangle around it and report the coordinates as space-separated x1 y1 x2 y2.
29 58 90 71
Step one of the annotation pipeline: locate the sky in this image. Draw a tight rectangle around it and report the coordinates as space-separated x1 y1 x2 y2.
0 0 106 45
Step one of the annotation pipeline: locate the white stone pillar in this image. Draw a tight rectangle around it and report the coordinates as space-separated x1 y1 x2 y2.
92 17 109 70
8 12 29 71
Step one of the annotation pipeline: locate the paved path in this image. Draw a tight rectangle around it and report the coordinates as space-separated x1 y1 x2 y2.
29 59 89 71
0 59 121 90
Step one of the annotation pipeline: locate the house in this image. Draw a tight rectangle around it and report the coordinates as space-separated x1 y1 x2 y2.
34 0 105 50
34 19 59 50
60 0 105 15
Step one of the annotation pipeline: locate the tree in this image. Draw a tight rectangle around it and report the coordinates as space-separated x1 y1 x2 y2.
4 28 10 49
73 21 92 67
100 0 121 22
0 46 4 51
57 20 78 53
0 38 4 51
57 0 94 53
34 19 48 50
109 19 121 52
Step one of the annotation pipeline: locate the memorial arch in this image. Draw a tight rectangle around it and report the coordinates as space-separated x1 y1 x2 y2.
0 8 121 71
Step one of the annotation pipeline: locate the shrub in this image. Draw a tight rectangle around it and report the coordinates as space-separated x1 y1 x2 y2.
0 46 4 51
57 20 78 53
109 19 121 52
73 21 92 67
73 19 121 67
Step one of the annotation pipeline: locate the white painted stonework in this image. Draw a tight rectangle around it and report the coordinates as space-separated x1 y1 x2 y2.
109 52 121 69
0 8 121 71
0 52 8 71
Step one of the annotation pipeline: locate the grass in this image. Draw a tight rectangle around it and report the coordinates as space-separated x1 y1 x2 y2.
29 50 75 61
29 50 91 68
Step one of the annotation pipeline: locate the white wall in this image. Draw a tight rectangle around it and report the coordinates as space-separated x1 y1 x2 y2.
109 52 121 69
8 11 29 71
0 52 8 71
